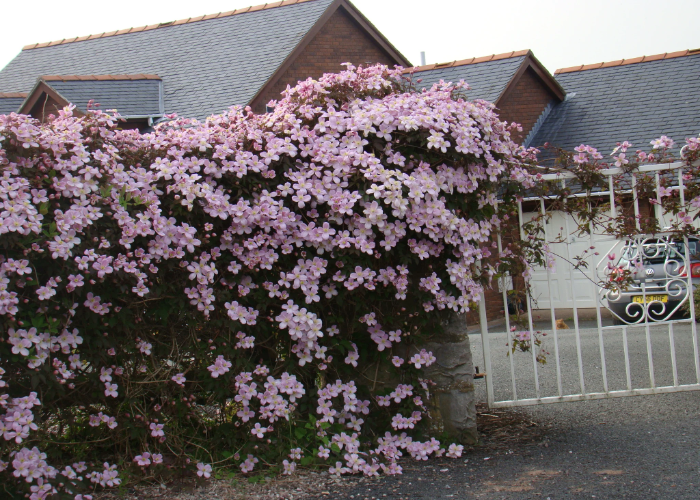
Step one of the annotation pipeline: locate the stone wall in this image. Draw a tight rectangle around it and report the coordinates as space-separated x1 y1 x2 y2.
421 312 477 444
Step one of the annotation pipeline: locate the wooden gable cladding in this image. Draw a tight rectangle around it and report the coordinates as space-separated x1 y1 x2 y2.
19 81 75 123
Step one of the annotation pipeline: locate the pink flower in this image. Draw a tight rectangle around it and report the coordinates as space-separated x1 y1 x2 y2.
344 346 359 367
446 443 464 458
282 459 296 475
329 461 349 475
516 331 531 342
196 462 212 478
134 453 151 467
137 341 152 355
251 423 268 438
171 373 186 386
207 355 232 378
236 407 255 422
104 383 118 398
658 186 674 198
409 349 436 369
149 423 165 437
240 455 258 473
650 135 675 149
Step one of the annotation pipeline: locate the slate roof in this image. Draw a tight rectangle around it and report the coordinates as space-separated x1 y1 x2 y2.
408 51 529 103
40 76 163 117
0 0 335 120
0 93 26 114
530 50 700 155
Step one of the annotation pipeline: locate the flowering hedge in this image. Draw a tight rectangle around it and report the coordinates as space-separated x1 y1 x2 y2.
0 64 546 498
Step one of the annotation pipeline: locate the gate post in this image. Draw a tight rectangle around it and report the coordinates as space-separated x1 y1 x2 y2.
479 294 495 408
421 311 478 444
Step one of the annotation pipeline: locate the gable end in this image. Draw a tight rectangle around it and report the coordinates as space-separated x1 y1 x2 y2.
495 55 565 144
250 0 409 112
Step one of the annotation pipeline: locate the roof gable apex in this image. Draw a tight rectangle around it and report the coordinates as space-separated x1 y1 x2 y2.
405 49 530 74
337 0 411 67
18 79 73 118
406 50 564 104
496 51 565 105
248 0 411 108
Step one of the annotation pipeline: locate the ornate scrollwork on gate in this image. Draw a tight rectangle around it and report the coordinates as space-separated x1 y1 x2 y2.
596 236 695 324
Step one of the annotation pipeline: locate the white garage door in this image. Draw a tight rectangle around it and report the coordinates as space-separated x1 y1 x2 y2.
526 211 618 310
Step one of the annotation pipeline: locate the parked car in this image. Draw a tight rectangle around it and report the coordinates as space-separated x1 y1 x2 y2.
605 238 700 324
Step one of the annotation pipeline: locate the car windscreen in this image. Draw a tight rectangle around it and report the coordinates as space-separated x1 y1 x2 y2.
618 239 699 265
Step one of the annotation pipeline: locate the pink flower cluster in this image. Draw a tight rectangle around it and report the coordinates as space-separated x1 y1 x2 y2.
1 393 40 443
316 380 368 429
0 62 588 492
133 452 163 467
233 369 305 427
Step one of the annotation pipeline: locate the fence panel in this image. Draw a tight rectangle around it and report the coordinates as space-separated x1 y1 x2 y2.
481 162 700 408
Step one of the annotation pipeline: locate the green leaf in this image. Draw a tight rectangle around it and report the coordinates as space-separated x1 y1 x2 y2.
30 316 47 328
100 185 113 198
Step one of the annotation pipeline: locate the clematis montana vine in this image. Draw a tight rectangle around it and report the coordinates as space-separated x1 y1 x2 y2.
4 62 697 497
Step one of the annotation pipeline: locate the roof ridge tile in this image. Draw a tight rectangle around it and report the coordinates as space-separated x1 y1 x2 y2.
22 0 315 50
404 49 530 74
40 74 161 81
555 48 699 74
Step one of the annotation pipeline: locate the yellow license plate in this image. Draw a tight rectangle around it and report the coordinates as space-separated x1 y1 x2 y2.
632 295 668 303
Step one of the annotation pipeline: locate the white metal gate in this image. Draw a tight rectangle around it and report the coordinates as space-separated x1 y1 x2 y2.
480 161 700 408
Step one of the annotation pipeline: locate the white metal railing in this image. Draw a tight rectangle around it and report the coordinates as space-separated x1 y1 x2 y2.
480 161 700 408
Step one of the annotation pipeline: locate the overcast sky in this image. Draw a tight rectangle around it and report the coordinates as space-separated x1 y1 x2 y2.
2 0 699 76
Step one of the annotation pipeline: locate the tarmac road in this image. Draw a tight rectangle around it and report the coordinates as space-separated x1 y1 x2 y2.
314 322 700 499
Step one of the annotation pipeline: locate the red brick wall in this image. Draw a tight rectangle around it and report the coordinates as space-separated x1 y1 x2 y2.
464 217 526 327
251 6 397 112
497 66 557 144
464 285 508 328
